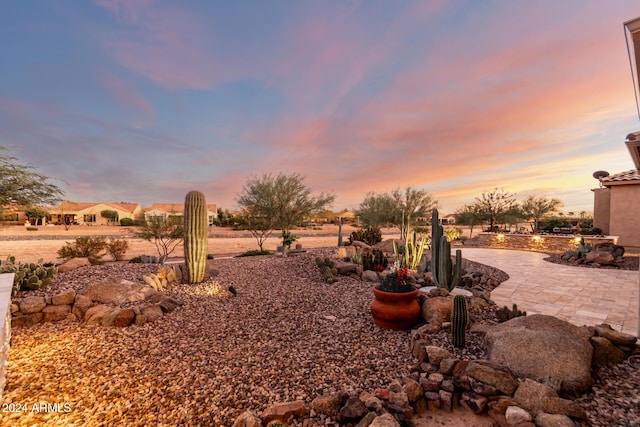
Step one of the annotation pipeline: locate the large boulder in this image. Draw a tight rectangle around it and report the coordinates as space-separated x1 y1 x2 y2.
484 315 593 395
79 278 158 305
421 297 452 325
585 251 616 266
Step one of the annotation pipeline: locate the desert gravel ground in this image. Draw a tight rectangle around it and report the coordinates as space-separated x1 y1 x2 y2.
3 250 416 426
2 226 640 426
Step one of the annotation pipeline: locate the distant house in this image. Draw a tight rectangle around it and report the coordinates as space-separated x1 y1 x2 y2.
441 214 456 225
144 203 218 226
49 202 144 225
0 204 28 225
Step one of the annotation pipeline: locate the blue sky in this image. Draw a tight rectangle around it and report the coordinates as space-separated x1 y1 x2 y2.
2 0 639 213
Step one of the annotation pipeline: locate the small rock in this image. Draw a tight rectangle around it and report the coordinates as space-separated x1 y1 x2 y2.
57 257 90 273
231 410 262 427
439 390 453 412
113 309 136 327
339 396 368 423
42 304 71 322
594 323 638 347
369 413 400 427
590 336 626 367
11 312 43 328
513 379 557 416
19 296 46 314
262 400 308 424
460 391 488 414
464 360 519 396
355 412 377 427
52 289 76 305
505 406 532 425
535 413 576 427
311 392 348 417
425 346 452 366
361 270 379 282
141 304 164 322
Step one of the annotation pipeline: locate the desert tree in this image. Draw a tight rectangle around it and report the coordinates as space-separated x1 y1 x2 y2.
454 203 484 237
474 188 517 232
134 217 184 260
237 172 335 253
520 195 563 232
100 209 119 224
0 146 64 219
390 187 438 239
24 206 49 226
357 187 437 239
235 209 274 251
355 191 395 228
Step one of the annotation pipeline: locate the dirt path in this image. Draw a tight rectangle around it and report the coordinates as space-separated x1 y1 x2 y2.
0 225 401 263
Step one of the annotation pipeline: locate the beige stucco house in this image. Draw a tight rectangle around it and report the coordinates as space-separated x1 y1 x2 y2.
595 18 640 250
49 202 144 225
144 203 218 226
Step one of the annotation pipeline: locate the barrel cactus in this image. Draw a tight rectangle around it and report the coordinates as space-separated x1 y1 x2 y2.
451 295 468 348
184 190 208 284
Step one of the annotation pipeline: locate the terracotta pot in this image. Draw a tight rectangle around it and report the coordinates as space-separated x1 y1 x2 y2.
370 287 420 330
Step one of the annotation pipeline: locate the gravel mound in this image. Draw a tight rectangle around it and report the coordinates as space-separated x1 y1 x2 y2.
4 250 414 426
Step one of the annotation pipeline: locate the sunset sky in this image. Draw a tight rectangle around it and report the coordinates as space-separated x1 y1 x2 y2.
2 1 640 214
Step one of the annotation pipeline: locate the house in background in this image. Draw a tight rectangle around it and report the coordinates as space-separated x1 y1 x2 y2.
49 202 144 225
144 203 218 226
592 17 640 250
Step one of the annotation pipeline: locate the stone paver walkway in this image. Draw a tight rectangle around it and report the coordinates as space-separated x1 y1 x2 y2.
462 248 639 337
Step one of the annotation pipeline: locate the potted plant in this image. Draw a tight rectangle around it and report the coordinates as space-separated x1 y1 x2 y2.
370 262 420 330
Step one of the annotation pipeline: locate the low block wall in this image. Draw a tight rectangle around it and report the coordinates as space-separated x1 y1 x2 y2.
476 233 618 253
0 273 14 402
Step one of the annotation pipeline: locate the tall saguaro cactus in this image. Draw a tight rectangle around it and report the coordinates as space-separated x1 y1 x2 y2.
184 190 208 283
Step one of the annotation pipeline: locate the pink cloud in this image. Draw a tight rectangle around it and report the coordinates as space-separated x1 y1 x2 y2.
100 73 154 116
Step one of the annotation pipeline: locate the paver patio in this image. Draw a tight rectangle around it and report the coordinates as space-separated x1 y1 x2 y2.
462 248 640 337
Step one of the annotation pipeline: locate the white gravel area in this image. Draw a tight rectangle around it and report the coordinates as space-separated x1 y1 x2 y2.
2 249 414 426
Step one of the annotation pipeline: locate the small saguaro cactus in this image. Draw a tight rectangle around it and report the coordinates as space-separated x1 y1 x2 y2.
337 221 343 247
184 190 208 284
451 295 469 349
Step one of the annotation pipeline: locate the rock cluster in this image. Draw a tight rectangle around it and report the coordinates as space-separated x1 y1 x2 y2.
10 273 183 328
231 316 637 427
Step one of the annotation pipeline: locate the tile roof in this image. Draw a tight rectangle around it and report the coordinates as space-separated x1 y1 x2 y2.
601 169 640 185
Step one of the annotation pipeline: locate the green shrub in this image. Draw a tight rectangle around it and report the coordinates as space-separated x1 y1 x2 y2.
129 256 142 263
57 237 107 265
106 238 129 261
236 250 272 257
349 226 382 246
496 304 526 323
120 217 133 226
